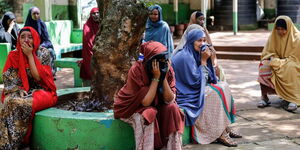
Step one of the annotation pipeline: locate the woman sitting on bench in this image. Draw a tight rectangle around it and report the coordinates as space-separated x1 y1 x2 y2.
172 29 240 147
258 16 300 112
114 41 184 150
0 27 57 149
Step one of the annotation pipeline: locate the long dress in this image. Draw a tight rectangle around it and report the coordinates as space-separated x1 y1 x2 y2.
259 16 300 105
0 27 57 150
172 29 235 144
80 8 99 80
114 41 184 150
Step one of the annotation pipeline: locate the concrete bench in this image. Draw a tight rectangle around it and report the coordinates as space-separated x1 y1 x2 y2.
18 20 83 59
32 87 191 150
0 43 11 83
54 58 83 87
47 20 82 59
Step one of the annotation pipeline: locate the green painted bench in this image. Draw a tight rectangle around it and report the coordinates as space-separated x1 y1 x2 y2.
0 43 11 83
46 20 82 59
32 87 191 150
54 58 83 87
18 20 83 60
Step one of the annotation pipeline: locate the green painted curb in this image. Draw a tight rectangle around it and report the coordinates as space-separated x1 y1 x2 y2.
32 87 190 149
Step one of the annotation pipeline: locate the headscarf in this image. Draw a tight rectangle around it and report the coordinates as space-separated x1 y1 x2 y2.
261 16 300 105
173 24 204 54
144 5 174 56
114 41 175 120
80 7 100 80
1 27 56 102
188 11 214 46
0 11 19 49
25 7 53 49
172 29 217 126
189 11 198 25
195 11 204 20
275 19 287 30
1 12 16 31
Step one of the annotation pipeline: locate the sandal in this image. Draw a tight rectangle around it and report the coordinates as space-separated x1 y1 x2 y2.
226 127 242 138
217 130 237 147
257 100 270 108
285 102 298 112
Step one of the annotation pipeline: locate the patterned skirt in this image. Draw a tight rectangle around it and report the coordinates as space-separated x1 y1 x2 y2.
257 60 275 89
192 82 235 144
121 113 182 150
0 95 33 150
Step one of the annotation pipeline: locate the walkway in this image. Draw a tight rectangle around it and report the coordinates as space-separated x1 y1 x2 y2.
184 59 300 150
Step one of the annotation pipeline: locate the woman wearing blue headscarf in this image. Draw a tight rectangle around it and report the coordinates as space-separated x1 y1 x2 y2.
172 29 240 147
144 5 174 56
25 7 56 77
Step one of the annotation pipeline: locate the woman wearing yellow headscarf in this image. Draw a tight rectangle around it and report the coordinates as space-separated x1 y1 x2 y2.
258 16 300 111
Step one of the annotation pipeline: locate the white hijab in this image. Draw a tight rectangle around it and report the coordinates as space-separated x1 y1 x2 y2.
173 24 204 55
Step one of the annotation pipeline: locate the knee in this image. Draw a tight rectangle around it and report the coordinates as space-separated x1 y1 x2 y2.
163 103 179 113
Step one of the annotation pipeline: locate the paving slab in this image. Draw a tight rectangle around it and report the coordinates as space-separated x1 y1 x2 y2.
209 30 270 47
294 138 300 145
230 115 254 126
255 139 300 150
183 140 299 150
55 68 74 89
232 123 285 144
257 119 300 138
238 107 300 122
183 143 230 150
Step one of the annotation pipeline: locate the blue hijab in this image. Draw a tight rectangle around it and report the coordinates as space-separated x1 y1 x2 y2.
25 7 53 49
171 29 217 126
144 5 174 57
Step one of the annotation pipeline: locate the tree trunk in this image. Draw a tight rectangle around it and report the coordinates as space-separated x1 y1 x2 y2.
90 0 148 110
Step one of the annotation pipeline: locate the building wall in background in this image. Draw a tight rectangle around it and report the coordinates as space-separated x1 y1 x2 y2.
264 0 276 19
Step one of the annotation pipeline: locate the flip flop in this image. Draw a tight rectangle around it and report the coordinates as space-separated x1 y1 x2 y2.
257 100 270 108
286 102 298 112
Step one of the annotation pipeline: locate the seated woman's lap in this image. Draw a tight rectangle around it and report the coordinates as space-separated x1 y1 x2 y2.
32 90 57 112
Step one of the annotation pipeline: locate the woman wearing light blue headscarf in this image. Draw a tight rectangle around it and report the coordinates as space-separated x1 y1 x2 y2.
144 5 174 57
172 29 240 147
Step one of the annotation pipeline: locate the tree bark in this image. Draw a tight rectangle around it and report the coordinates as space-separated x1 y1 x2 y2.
90 0 148 110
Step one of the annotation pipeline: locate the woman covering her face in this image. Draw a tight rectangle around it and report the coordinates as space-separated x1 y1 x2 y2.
24 7 56 77
0 11 20 50
0 27 57 149
172 29 241 147
114 41 184 150
258 16 300 111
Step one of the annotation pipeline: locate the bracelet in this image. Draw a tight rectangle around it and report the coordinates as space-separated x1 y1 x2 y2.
152 78 160 82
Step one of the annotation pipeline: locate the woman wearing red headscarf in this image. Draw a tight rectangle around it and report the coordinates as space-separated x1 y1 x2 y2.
114 41 184 150
79 7 100 85
0 26 57 149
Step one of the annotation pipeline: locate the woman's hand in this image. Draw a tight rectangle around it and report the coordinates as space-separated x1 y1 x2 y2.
152 59 161 79
209 47 218 67
201 49 211 65
7 19 15 33
21 42 34 57
19 90 28 97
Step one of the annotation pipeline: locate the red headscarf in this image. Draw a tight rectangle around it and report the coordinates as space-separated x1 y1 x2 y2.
1 26 56 102
114 41 176 119
80 7 100 80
